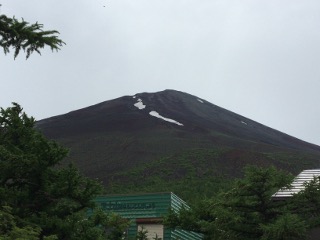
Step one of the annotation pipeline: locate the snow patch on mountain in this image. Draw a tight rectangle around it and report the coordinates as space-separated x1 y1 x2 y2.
134 98 146 110
197 99 204 103
133 98 183 126
241 121 248 125
149 111 183 126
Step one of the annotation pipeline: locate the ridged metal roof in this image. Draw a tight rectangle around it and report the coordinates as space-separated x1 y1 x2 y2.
272 169 320 198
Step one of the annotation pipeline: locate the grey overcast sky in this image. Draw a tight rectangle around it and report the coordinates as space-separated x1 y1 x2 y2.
1 0 320 145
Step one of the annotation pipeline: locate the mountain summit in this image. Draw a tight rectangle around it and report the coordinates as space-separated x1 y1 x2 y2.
37 90 320 194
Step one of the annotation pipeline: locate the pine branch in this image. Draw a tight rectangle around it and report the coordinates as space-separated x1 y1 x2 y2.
0 14 65 59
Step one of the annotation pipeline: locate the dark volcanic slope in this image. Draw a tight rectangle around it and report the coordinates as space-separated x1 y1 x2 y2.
37 90 320 186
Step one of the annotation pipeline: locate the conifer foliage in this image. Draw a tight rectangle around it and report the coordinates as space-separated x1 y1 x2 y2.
165 166 313 240
0 14 65 59
0 103 129 239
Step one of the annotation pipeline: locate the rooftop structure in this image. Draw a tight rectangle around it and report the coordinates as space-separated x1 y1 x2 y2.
272 169 320 199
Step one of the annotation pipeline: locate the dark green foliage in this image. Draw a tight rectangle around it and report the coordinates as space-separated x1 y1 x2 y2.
68 210 129 240
219 166 293 239
0 103 129 239
107 149 233 203
291 176 320 227
260 213 307 240
104 212 130 240
106 147 319 204
165 200 217 236
136 226 148 240
0 205 42 240
165 166 307 240
0 14 65 59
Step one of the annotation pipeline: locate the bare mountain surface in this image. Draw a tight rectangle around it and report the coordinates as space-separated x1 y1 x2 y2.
37 90 320 198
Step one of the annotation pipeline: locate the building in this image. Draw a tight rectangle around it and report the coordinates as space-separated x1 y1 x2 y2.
95 192 203 240
272 169 320 200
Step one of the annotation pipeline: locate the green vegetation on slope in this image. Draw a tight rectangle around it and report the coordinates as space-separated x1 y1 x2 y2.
106 147 318 203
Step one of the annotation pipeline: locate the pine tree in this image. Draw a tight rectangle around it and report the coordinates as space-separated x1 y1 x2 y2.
291 176 320 228
0 103 129 239
165 166 303 240
0 14 65 59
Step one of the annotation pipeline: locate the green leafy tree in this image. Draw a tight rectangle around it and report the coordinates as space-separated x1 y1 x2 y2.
104 212 130 240
260 213 307 240
0 13 65 59
217 166 294 239
68 210 130 240
165 200 214 236
0 103 129 239
165 196 231 240
136 226 149 240
0 205 42 240
291 176 320 228
165 166 301 240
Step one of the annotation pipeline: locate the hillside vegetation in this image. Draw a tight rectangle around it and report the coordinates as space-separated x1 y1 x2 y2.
106 147 319 202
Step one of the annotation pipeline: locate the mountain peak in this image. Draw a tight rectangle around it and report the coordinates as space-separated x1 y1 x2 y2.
37 90 320 191
38 89 320 151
